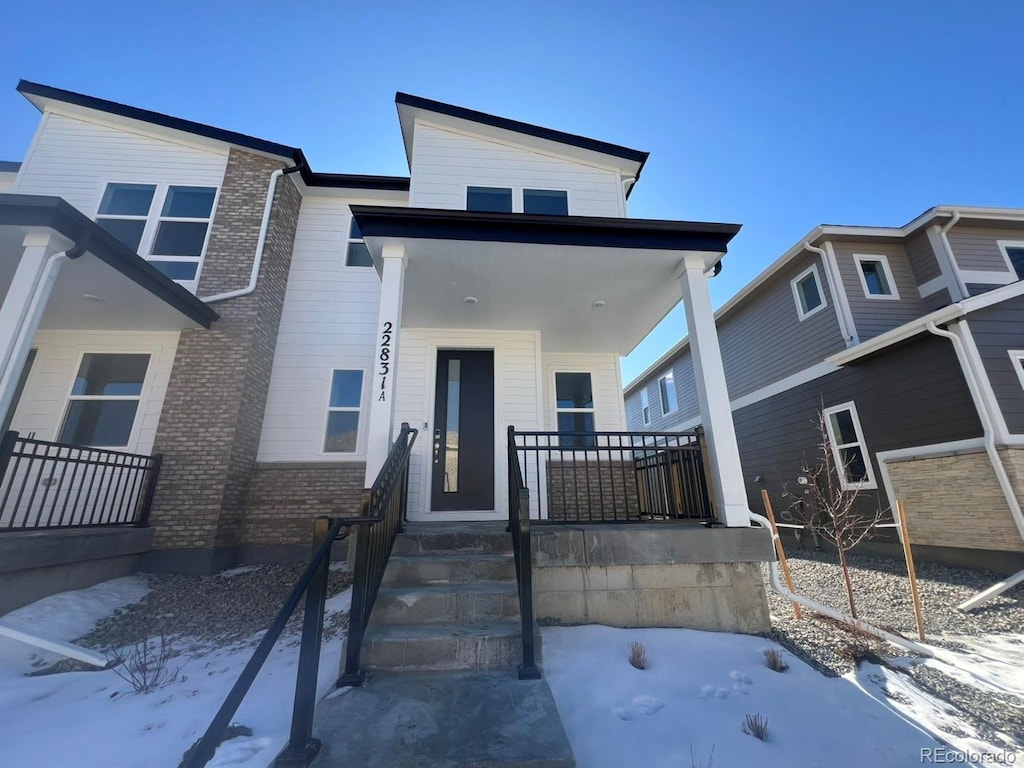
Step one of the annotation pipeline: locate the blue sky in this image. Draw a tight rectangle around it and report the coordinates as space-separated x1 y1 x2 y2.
3 1 1023 383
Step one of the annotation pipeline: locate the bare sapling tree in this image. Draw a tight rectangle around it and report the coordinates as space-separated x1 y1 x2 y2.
785 403 887 618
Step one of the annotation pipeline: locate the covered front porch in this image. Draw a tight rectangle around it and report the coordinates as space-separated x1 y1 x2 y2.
352 205 751 528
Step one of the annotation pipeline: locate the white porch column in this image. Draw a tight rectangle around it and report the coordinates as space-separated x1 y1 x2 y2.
677 253 750 527
0 233 69 427
364 243 407 485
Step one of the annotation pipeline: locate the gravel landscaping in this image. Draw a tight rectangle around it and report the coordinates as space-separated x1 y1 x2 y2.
762 545 1024 751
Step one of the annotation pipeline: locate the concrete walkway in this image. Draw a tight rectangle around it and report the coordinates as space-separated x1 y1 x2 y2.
313 670 576 767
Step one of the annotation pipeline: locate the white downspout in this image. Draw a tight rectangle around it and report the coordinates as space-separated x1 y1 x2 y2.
925 321 1024 609
201 166 300 305
804 241 857 346
937 211 968 300
749 512 933 656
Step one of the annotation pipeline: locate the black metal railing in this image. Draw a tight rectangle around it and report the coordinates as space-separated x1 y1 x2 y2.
0 430 162 531
508 427 540 680
508 428 715 523
338 422 417 686
184 423 417 768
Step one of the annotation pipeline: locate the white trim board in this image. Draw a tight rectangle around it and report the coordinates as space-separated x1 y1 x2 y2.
853 253 901 300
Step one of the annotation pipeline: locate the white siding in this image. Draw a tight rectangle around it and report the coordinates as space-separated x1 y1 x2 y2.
542 352 625 431
10 329 180 455
15 111 228 215
258 195 396 462
394 328 542 519
409 123 625 217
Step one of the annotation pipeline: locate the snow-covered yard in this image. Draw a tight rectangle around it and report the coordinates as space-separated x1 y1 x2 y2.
0 573 1020 768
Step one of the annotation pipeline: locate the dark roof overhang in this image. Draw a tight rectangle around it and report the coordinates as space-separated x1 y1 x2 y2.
0 194 219 328
350 206 739 252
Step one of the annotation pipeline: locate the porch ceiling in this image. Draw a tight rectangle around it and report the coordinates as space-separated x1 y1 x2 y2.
354 206 741 354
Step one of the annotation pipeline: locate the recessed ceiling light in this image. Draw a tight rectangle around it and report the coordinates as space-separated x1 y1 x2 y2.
83 294 105 303
464 296 479 305
592 300 606 308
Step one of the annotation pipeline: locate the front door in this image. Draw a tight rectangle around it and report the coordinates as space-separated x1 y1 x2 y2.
431 350 494 512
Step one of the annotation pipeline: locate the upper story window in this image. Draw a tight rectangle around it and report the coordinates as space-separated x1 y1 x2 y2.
658 371 677 415
791 264 826 321
823 401 876 490
998 241 1024 280
640 388 651 425
95 182 217 289
555 372 595 448
58 353 150 448
346 218 374 267
1008 350 1024 392
523 189 568 216
854 254 899 299
467 186 513 213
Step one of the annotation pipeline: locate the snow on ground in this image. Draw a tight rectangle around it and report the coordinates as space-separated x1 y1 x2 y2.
541 625 1016 768
0 578 351 768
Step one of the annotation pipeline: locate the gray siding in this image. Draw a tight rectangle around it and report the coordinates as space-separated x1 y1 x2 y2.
733 334 981 519
831 241 927 341
967 283 1003 297
923 288 953 312
947 226 1024 273
965 296 1024 434
625 352 699 432
717 253 846 400
905 230 941 283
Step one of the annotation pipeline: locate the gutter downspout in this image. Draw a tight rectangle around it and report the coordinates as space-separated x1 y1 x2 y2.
749 512 933 656
937 211 969 301
804 241 857 346
202 165 301 304
926 321 1024 610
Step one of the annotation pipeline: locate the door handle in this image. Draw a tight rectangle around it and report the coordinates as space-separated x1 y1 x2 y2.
434 429 441 464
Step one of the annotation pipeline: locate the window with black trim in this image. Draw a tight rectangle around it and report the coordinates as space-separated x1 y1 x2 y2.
823 401 876 489
58 353 150 447
523 189 568 215
467 186 513 213
346 218 373 267
325 369 363 452
556 372 595 448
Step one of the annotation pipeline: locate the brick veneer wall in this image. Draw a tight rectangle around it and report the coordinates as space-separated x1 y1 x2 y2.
243 463 367 545
888 448 1024 552
148 150 301 565
545 461 641 521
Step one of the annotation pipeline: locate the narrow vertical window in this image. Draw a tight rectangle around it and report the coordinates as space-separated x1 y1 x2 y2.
58 354 150 447
444 359 460 492
555 372 595 448
823 401 876 489
640 388 651 425
324 370 363 453
658 371 677 415
345 217 374 267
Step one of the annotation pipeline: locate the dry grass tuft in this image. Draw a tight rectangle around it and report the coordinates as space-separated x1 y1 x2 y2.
740 713 769 741
763 648 789 672
629 641 647 670
690 744 715 767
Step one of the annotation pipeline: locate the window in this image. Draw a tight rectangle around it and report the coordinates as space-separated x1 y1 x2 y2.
855 255 899 299
346 218 373 267
96 183 156 251
149 186 217 281
58 354 150 447
523 189 568 216
822 401 876 490
640 388 651 425
555 372 595 448
467 186 513 213
1008 350 1024 392
324 370 363 453
658 371 677 415
791 264 826 320
998 241 1024 280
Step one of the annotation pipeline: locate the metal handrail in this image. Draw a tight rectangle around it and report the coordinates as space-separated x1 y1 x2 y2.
184 423 417 768
508 427 540 680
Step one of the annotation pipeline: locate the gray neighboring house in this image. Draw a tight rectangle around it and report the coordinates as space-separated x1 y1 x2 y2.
625 206 1024 573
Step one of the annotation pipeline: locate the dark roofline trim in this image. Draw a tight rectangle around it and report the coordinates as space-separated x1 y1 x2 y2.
0 161 21 173
302 172 410 191
0 194 218 328
351 205 739 252
395 92 650 197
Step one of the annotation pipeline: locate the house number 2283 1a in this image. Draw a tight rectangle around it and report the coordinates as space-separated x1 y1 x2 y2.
377 321 392 402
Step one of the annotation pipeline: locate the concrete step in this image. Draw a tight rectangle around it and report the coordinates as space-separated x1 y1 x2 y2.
314 671 576 767
393 523 511 556
371 582 520 626
359 621 539 672
383 553 516 585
